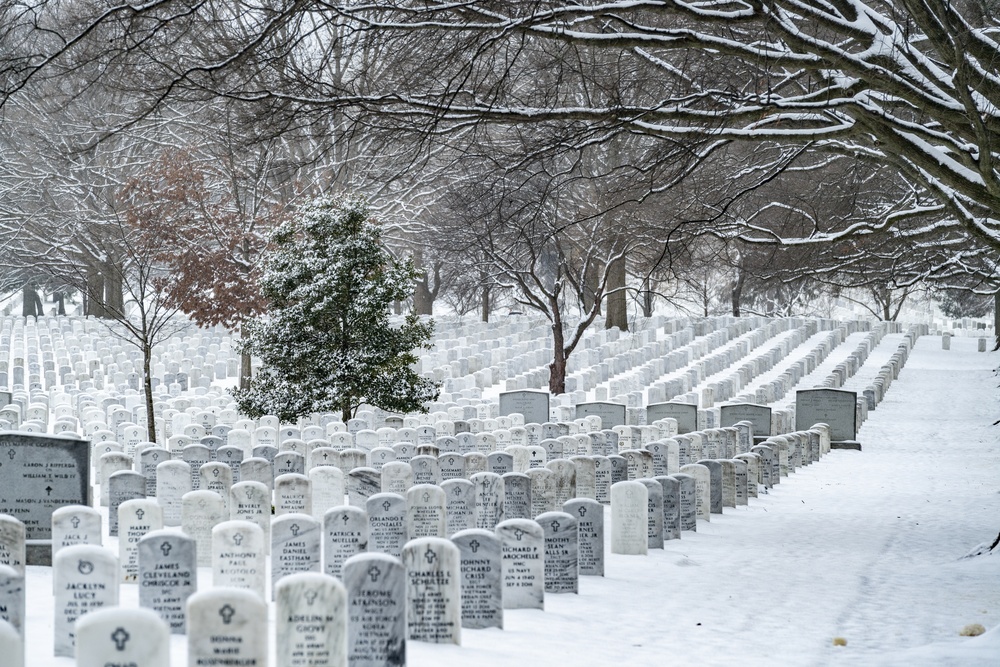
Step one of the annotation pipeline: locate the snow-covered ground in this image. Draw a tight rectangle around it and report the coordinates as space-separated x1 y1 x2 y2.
23 334 1000 666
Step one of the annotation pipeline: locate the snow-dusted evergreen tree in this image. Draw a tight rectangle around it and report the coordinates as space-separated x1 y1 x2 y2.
233 195 439 423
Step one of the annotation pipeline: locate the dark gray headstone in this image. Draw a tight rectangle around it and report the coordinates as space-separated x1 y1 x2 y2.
575 402 626 429
499 390 550 425
0 432 91 563
720 403 772 439
795 388 858 443
348 468 381 508
646 403 697 433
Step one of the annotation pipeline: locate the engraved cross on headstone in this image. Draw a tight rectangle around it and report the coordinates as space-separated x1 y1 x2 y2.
111 627 130 651
219 604 236 624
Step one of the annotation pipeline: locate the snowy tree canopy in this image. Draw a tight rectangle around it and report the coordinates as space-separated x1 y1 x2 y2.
16 0 991 254
233 195 439 422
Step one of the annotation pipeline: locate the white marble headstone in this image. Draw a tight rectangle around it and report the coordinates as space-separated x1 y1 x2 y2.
187 588 268 667
137 530 197 634
276 571 348 667
212 520 266 599
118 498 163 583
54 544 119 657
0 619 21 667
611 481 648 555
181 490 226 566
342 552 406 667
323 506 368 578
402 537 461 645
495 518 544 610
74 606 169 667
0 564 25 635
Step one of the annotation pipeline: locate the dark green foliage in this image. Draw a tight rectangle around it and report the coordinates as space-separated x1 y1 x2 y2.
233 196 439 422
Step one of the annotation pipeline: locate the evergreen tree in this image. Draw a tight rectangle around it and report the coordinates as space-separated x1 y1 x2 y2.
233 195 439 423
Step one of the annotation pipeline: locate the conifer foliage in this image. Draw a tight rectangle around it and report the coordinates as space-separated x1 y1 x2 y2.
233 196 439 422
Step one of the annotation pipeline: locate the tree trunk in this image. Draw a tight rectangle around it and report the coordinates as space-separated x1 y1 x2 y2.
549 321 567 394
993 292 999 351
143 344 157 442
240 350 252 391
85 266 106 318
341 403 352 425
411 249 434 316
481 284 491 323
583 262 601 315
55 291 66 316
413 277 434 315
731 272 745 317
21 285 40 317
604 256 628 331
641 276 654 318
104 263 125 317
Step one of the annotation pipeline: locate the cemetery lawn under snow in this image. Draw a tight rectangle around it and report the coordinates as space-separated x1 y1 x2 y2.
23 336 1000 666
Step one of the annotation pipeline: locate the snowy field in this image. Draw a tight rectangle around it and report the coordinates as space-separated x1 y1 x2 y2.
20 334 1000 666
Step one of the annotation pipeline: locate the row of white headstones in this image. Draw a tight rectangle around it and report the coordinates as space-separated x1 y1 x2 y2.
0 313 856 442
0 434 821 667
0 318 922 665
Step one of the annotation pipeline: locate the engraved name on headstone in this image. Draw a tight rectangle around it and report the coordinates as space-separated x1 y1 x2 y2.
402 537 461 645
276 571 347 667
451 529 502 630
187 588 268 667
343 552 406 667
323 506 368 578
495 518 544 610
53 544 119 657
536 511 578 594
138 530 197 634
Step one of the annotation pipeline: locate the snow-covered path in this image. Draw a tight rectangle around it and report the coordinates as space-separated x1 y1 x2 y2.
25 334 1000 666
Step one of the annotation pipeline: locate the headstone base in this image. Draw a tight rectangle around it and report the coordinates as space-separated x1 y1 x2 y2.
26 540 53 566
830 441 861 451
